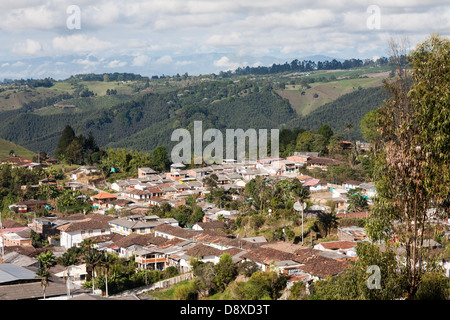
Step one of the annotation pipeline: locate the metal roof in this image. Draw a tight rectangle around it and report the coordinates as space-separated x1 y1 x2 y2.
0 263 37 284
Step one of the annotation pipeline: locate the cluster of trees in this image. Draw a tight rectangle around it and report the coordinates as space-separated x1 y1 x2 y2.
56 189 91 214
98 145 170 178
149 202 204 228
0 163 93 217
67 72 149 83
106 89 117 95
6 77 55 88
0 164 44 213
313 34 450 300
175 255 287 300
279 124 338 157
311 242 449 300
22 93 74 112
52 123 172 174
231 177 316 240
234 56 390 76
54 125 103 165
39 240 179 297
364 35 450 299
286 86 388 142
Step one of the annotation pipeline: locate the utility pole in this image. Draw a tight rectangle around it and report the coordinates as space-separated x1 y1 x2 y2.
0 213 4 263
294 201 306 246
301 206 304 245
66 265 73 299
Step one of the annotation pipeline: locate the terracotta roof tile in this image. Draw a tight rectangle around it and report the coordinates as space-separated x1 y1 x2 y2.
92 192 118 200
242 247 300 265
56 214 114 232
112 233 168 248
319 241 357 250
299 255 350 278
184 243 223 258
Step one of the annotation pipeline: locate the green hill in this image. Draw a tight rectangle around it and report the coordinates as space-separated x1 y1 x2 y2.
0 138 36 160
0 68 390 155
285 86 389 141
277 76 384 116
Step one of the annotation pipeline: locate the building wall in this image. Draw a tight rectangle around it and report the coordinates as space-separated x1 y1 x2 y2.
337 229 356 241
61 228 111 248
154 231 174 240
3 236 32 247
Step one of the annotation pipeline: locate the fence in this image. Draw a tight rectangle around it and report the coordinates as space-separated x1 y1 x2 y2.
111 272 193 297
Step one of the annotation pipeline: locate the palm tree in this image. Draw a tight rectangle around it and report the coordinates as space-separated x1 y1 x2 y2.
294 184 310 205
36 251 56 299
36 268 50 300
344 122 353 141
83 248 103 294
313 213 339 238
98 252 117 297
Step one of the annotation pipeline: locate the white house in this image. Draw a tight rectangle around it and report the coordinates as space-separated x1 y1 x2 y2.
53 264 88 287
342 180 363 191
56 214 113 249
313 240 357 256
303 178 328 192
122 188 151 201
108 214 178 235
359 182 377 199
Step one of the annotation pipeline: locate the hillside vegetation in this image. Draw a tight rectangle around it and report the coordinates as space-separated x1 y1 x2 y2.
0 138 36 160
0 66 391 156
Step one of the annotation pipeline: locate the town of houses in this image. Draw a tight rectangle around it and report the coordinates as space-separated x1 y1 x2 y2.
0 152 449 300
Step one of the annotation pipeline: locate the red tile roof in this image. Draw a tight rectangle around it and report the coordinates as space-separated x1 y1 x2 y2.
299 255 350 278
57 214 114 232
92 192 118 200
112 233 168 248
337 212 369 219
318 241 357 250
242 247 301 265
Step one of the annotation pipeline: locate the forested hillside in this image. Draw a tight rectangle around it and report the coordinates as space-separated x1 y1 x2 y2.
0 67 389 156
286 86 389 141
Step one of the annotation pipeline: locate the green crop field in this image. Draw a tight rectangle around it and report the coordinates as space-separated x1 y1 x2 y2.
277 74 385 116
0 138 36 160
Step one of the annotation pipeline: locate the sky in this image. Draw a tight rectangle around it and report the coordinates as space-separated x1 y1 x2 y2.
0 0 449 79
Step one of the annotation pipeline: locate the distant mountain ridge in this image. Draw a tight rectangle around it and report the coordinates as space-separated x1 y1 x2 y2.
0 53 352 81
0 63 390 156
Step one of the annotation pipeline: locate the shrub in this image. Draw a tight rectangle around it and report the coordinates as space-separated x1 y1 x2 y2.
163 266 179 279
174 279 199 300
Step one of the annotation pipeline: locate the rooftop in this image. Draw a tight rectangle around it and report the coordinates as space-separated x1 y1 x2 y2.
0 263 38 285
92 192 118 200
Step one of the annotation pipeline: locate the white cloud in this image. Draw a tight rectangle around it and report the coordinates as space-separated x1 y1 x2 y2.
175 60 194 66
72 57 101 68
12 61 26 67
213 56 242 71
106 59 127 68
53 35 113 53
155 55 173 64
0 1 448 78
0 4 61 30
12 39 42 56
132 55 150 66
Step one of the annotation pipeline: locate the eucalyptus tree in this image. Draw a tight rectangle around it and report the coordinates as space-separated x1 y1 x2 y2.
366 34 450 299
